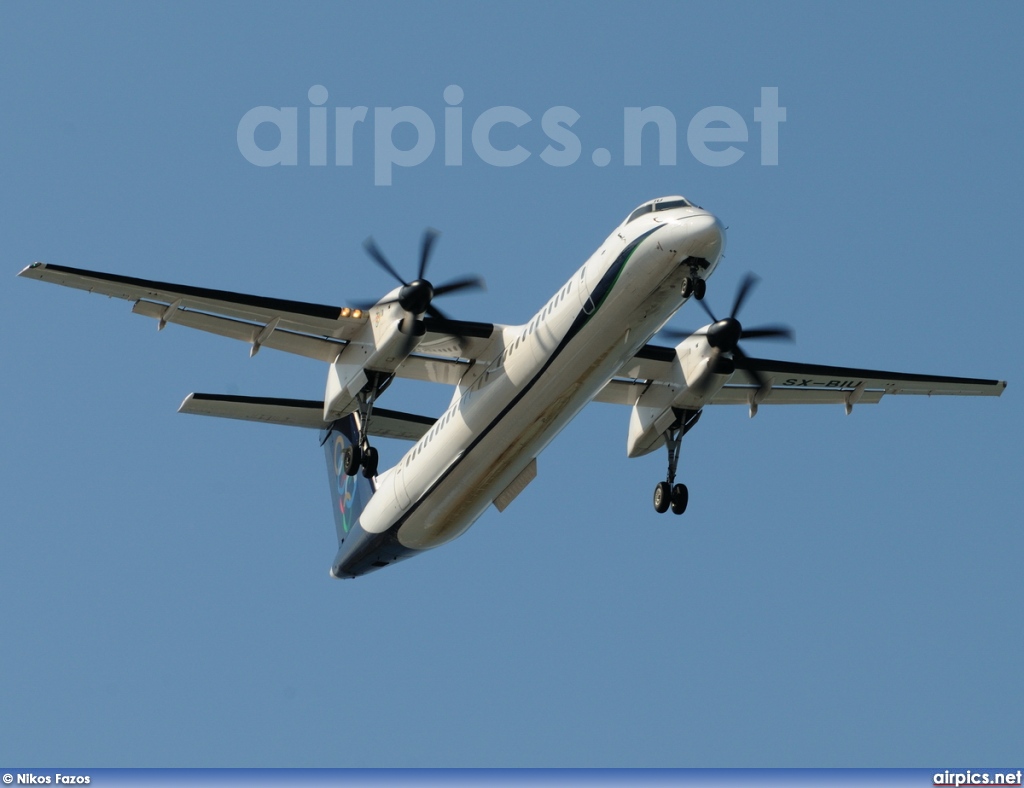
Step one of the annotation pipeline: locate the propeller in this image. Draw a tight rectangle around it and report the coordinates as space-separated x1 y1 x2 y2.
358 229 485 321
355 229 486 356
661 273 793 390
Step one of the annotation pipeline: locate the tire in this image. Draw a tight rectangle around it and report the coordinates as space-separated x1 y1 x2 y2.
681 277 694 298
653 481 671 514
361 446 379 478
343 445 362 477
670 483 689 515
694 278 707 300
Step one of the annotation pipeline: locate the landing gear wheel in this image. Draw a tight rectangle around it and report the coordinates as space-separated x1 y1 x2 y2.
681 277 694 299
653 481 671 514
361 446 379 478
693 278 707 300
670 483 689 515
343 445 362 477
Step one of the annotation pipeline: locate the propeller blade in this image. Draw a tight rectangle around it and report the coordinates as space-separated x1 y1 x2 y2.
432 275 486 298
398 318 421 359
417 228 440 280
732 345 768 391
696 297 718 323
659 327 709 341
363 237 408 287
424 301 452 321
730 273 759 319
740 324 794 341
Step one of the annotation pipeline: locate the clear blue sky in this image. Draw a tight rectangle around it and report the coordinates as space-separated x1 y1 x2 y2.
2 1 1021 767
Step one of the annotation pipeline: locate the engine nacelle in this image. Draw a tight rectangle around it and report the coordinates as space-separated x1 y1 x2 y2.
627 404 681 457
324 360 368 421
625 332 732 457
324 306 419 420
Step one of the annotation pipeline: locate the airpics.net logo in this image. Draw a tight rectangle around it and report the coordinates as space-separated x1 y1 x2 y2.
236 85 786 186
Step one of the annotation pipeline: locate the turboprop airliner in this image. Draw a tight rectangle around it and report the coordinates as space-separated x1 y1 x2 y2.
19 196 1006 578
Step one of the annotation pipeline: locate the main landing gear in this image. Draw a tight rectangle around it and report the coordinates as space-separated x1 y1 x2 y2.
342 443 378 479
652 409 701 516
343 372 391 479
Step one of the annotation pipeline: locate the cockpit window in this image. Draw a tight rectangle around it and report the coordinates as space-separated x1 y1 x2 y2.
626 204 653 224
625 198 692 224
653 198 691 212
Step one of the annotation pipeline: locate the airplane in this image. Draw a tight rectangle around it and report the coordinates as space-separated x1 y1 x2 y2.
19 196 1007 579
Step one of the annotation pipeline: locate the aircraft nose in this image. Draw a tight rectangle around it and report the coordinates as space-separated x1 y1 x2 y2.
675 212 725 262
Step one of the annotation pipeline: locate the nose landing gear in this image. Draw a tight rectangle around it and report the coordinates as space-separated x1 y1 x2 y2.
680 258 709 301
680 276 706 301
652 409 701 516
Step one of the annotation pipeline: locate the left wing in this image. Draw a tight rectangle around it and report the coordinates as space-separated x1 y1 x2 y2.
597 343 1006 408
729 356 1006 399
18 262 496 374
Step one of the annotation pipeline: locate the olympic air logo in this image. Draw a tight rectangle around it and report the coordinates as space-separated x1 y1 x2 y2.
332 434 360 534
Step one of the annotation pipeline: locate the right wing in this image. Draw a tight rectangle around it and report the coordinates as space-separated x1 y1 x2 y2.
19 262 497 379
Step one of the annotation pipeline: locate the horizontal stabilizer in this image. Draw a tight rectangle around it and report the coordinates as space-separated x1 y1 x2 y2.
178 393 435 440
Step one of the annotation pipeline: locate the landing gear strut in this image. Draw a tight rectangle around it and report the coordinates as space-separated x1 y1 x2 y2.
348 372 391 479
652 409 701 516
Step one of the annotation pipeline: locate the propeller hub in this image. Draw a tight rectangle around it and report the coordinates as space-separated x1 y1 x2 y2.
399 280 434 314
707 318 742 352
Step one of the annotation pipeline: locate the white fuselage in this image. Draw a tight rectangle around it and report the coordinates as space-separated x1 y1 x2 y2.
341 202 725 567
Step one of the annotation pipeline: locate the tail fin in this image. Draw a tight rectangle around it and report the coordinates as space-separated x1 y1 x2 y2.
321 416 375 545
